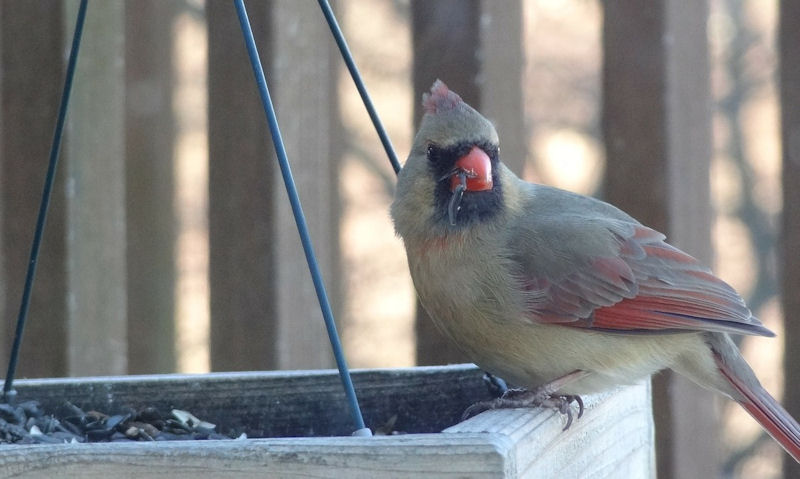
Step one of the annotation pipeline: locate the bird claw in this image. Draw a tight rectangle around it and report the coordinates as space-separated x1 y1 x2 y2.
461 388 585 431
569 394 585 419
545 394 583 430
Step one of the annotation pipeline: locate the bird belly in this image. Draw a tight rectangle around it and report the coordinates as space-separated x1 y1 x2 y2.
432 308 707 394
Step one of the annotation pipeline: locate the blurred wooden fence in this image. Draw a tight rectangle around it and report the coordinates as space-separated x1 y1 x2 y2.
0 0 797 477
781 2 800 478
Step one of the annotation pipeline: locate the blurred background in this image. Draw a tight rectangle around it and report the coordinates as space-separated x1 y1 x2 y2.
0 0 797 477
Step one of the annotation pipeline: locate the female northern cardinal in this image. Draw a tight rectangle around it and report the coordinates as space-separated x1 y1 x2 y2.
390 80 800 462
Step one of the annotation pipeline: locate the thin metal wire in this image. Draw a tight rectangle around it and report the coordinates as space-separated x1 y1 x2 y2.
233 0 370 436
3 0 89 402
316 0 402 175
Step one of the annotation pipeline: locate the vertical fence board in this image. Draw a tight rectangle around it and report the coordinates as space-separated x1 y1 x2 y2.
271 1 338 369
603 6 669 228
780 1 800 477
663 3 716 478
411 0 479 365
411 0 527 365
64 0 127 376
411 0 481 128
209 1 340 370
603 1 716 477
124 1 176 374
207 0 277 371
411 1 527 365
480 0 526 176
0 1 67 378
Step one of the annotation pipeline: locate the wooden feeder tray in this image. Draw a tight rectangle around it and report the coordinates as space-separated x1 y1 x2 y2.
0 364 653 478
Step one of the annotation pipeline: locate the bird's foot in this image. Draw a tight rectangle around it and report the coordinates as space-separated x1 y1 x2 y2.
462 389 584 430
462 370 588 431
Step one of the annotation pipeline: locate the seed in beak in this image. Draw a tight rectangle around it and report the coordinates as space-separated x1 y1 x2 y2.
448 172 467 225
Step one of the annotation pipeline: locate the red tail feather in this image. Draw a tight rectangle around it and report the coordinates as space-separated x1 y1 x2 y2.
715 353 800 462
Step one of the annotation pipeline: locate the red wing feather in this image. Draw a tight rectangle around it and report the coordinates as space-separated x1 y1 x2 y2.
526 225 773 337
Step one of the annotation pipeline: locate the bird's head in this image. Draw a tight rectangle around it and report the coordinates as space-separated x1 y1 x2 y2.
392 80 504 237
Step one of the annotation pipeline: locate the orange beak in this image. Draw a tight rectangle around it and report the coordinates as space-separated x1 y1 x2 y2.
450 146 493 192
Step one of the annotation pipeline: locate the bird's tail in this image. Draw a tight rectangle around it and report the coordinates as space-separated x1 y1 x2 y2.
714 351 800 463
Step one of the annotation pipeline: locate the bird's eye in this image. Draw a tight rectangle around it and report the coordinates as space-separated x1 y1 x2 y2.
426 144 441 162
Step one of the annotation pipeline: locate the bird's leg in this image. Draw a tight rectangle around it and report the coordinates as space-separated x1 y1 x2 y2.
482 372 509 398
462 370 590 430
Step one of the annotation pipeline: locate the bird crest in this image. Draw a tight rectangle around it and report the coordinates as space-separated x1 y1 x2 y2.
423 80 463 115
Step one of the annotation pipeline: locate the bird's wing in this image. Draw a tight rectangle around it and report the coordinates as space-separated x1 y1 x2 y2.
510 216 772 337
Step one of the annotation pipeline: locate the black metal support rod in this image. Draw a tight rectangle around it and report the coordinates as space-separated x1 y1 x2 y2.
3 0 89 401
316 0 402 174
233 0 370 436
